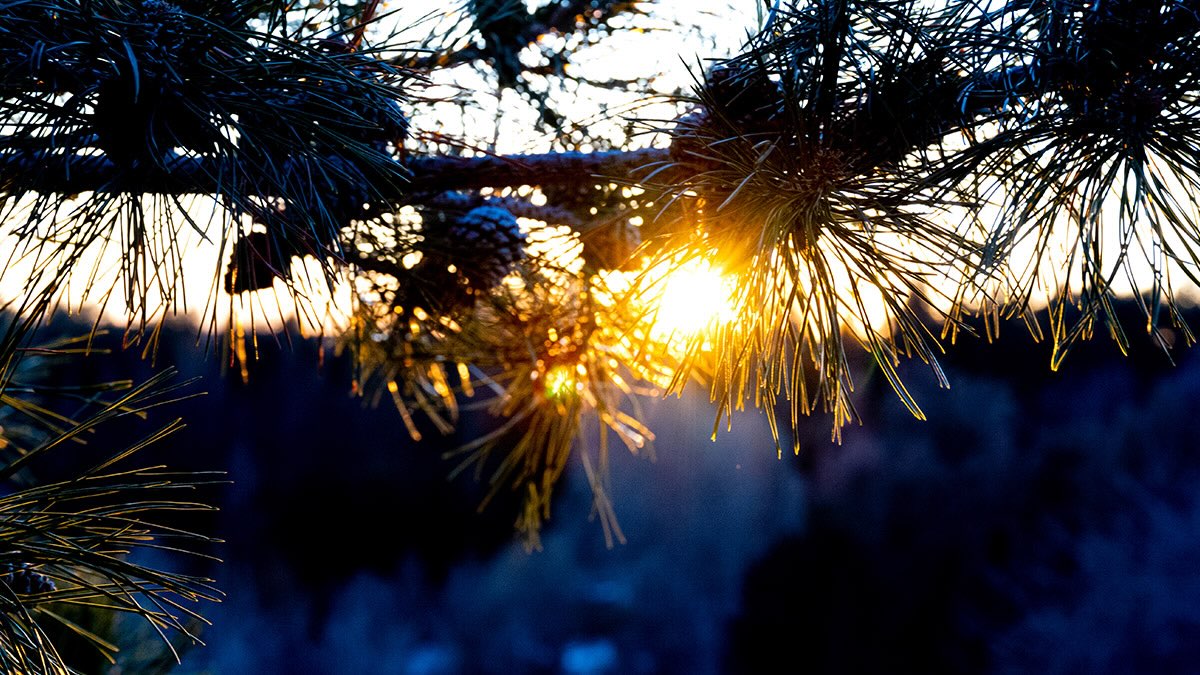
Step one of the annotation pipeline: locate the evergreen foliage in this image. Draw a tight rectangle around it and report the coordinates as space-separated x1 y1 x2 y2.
1 0 1199 665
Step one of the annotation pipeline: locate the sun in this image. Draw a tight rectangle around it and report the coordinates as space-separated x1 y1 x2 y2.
649 259 736 340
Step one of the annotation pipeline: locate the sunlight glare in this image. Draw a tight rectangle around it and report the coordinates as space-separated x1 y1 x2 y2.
543 365 579 400
650 260 735 340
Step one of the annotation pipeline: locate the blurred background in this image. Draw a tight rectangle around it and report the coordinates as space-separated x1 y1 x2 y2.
32 299 1200 674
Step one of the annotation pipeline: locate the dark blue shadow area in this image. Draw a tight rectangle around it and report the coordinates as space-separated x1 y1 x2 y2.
177 387 803 675
26 302 1200 674
44 320 802 674
729 305 1200 674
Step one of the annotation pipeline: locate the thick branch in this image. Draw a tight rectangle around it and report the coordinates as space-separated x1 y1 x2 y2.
406 147 668 192
0 147 671 197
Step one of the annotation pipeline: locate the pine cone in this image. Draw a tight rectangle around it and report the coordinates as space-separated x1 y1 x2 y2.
704 63 784 130
223 191 349 295
224 231 291 294
670 63 784 170
437 205 525 290
385 205 524 317
246 38 408 160
91 2 222 166
140 1 190 53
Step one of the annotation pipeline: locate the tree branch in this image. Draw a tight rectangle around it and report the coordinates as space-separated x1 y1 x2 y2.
0 62 1031 201
406 147 669 192
0 147 671 198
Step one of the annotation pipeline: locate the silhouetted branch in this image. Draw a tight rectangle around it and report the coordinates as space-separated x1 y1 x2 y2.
0 60 1039 201
406 147 669 192
0 147 672 197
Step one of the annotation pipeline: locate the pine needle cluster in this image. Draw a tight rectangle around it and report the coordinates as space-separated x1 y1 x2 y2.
0 334 219 673
649 0 982 446
347 209 671 546
945 0 1200 365
0 0 411 338
5 0 1200 552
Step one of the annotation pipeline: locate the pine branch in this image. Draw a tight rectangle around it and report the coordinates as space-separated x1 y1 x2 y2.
0 57 1029 199
0 36 1037 200
406 147 670 192
0 147 672 196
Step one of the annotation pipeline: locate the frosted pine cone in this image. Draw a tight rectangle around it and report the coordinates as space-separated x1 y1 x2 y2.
140 1 188 52
390 205 525 316
91 1 221 165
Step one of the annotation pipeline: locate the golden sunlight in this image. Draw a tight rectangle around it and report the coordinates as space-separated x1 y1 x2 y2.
543 364 579 400
649 260 736 340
